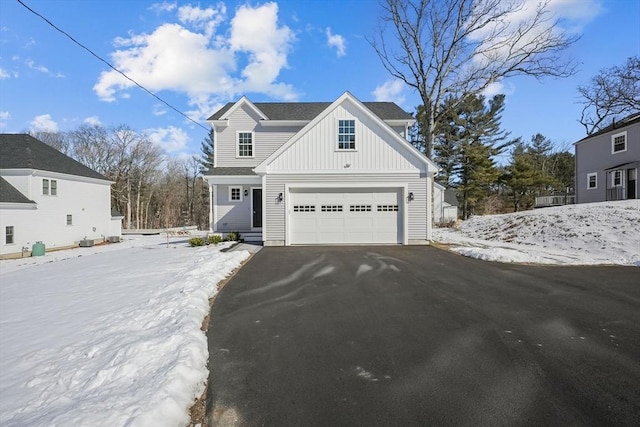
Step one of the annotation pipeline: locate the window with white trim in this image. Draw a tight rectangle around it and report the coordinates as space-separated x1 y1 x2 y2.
612 170 623 187
229 186 242 202
66 214 73 226
587 172 597 189
237 132 254 157
6 226 14 244
350 205 372 212
377 205 399 212
293 205 315 212
42 179 58 195
338 119 355 150
612 132 627 153
321 205 343 212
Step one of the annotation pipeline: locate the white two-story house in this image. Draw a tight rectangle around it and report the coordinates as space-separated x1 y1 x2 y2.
575 113 639 204
0 134 120 258
202 91 438 246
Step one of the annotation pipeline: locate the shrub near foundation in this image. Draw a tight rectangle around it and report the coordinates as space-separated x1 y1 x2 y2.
188 237 205 247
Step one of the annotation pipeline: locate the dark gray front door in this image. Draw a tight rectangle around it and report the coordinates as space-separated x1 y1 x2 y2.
252 188 262 228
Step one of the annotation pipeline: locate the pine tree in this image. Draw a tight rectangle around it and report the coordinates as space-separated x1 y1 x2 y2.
199 129 215 173
504 140 539 211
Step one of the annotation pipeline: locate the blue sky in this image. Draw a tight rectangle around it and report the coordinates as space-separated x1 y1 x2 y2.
1 0 639 159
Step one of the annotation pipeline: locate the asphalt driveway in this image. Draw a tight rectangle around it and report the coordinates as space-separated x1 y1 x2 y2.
206 246 640 426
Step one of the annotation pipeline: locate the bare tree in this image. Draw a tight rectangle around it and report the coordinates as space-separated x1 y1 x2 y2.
578 56 640 134
369 0 579 157
28 131 70 154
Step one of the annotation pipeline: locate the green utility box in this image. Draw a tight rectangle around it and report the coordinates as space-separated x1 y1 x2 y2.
32 241 45 257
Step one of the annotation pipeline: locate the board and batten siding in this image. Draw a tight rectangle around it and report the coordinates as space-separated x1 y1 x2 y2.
264 173 428 245
266 103 423 172
215 104 300 167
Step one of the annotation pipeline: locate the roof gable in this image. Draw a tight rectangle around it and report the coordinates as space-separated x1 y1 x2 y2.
0 176 35 204
217 96 268 121
254 91 438 174
0 134 109 181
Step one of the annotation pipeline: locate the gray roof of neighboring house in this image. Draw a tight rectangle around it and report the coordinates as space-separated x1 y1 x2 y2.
444 188 458 206
202 167 257 176
0 134 109 181
208 101 414 121
0 176 35 204
577 112 640 142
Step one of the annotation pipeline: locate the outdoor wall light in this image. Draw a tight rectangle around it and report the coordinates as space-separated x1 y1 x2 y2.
277 193 283 202
408 192 414 201
244 188 249 196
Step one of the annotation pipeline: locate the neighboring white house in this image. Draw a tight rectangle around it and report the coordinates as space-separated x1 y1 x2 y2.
0 134 119 258
575 113 639 204
202 91 439 246
433 182 458 224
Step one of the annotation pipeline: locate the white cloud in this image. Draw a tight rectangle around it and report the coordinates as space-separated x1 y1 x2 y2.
149 1 176 14
325 28 346 57
30 114 58 132
372 79 406 105
25 59 48 74
0 68 10 79
481 80 516 98
146 126 188 153
0 111 10 129
94 2 298 120
83 116 101 126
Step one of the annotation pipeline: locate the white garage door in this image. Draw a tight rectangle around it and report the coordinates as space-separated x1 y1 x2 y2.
289 188 402 245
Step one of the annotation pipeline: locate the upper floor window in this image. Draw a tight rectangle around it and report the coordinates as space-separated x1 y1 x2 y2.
587 172 597 189
43 179 57 195
612 132 626 153
338 119 356 150
5 226 14 244
237 132 254 158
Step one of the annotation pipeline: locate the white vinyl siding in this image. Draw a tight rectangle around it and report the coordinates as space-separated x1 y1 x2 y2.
215 184 251 232
215 103 298 167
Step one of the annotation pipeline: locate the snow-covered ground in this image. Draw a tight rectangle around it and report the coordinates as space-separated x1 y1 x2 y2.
0 235 250 426
433 200 640 266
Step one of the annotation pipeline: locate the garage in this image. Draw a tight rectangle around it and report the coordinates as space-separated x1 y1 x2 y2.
289 188 403 245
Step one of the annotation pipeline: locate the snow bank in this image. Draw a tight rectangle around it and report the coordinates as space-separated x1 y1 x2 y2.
433 200 640 265
0 236 250 426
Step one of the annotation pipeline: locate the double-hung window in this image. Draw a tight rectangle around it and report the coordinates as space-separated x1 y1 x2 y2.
43 179 57 195
237 132 254 158
66 214 73 226
587 172 597 189
5 226 14 244
612 132 627 153
612 170 623 187
338 119 356 150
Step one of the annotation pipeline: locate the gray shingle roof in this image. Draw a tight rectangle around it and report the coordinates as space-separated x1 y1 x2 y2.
0 134 108 181
578 112 640 142
0 176 35 204
208 101 414 121
202 167 256 176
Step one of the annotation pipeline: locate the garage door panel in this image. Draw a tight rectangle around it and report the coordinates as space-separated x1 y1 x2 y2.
289 188 402 245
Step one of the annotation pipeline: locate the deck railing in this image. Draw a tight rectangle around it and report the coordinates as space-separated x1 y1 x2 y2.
534 194 575 208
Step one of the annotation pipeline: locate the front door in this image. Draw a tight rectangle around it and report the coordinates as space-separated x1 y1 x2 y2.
628 168 637 200
252 188 262 228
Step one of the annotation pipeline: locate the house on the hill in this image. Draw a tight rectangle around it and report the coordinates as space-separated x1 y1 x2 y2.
575 113 639 204
202 91 439 246
0 134 120 258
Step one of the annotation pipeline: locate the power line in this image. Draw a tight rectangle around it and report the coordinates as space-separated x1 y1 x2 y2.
16 0 209 132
